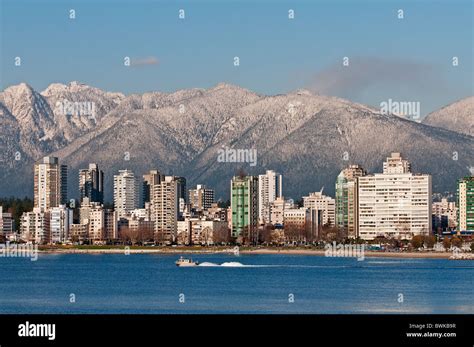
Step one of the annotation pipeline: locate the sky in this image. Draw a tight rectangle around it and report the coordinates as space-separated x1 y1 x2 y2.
1 0 472 116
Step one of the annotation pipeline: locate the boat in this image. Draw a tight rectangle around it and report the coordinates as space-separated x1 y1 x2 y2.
175 256 199 267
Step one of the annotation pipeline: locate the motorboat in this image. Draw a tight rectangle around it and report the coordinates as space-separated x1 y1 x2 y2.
175 256 199 267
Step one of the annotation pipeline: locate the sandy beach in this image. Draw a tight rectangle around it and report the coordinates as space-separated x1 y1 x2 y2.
35 246 465 259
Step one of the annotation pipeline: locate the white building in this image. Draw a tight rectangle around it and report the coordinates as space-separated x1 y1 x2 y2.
177 218 228 245
269 197 295 226
20 208 49 244
34 156 68 210
152 176 179 244
0 206 14 236
303 192 336 227
283 207 322 241
432 198 457 231
130 208 152 221
88 207 105 241
49 205 72 243
79 198 117 241
258 170 282 224
358 153 432 240
114 170 139 219
383 152 411 174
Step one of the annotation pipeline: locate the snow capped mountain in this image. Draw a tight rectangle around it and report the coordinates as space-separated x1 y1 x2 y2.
0 82 472 200
423 96 474 136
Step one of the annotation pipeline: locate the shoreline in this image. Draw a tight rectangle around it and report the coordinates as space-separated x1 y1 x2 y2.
35 247 463 259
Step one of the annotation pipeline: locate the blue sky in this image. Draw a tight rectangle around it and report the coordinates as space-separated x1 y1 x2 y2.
1 0 472 115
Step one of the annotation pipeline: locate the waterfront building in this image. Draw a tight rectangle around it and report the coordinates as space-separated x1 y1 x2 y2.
303 192 336 227
283 207 322 242
230 175 259 239
432 198 457 232
177 217 228 245
335 165 367 238
49 205 72 243
269 197 295 227
152 176 179 244
358 153 431 240
20 208 49 244
70 223 88 243
34 156 68 209
0 206 14 236
113 170 139 219
457 176 474 232
258 170 283 224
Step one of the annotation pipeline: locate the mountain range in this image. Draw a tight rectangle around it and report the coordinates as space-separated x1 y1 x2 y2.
0 81 473 201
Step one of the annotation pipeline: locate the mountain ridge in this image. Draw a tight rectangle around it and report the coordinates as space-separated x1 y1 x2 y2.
0 82 472 201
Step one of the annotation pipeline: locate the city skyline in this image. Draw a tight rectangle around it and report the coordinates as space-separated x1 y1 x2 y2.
2 151 472 246
0 0 472 337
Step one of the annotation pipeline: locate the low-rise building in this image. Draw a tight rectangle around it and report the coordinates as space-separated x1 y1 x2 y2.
177 218 228 245
0 206 14 237
20 208 50 244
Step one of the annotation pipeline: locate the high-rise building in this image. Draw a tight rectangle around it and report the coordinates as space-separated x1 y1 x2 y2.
79 163 104 204
189 184 215 211
142 170 163 207
303 192 336 227
113 170 139 219
457 176 474 232
173 176 187 218
230 175 259 239
152 176 179 244
34 156 68 209
49 205 72 243
335 165 367 238
258 170 282 224
358 153 431 240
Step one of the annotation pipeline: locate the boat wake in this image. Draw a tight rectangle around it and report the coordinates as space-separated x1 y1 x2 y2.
198 262 264 267
197 262 353 268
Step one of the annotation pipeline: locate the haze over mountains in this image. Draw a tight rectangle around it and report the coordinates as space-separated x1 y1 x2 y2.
0 81 472 201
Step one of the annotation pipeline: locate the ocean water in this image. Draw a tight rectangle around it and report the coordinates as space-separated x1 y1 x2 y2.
0 253 472 314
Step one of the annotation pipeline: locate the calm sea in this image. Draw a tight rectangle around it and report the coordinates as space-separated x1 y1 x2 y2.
0 254 472 314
